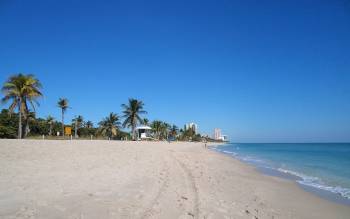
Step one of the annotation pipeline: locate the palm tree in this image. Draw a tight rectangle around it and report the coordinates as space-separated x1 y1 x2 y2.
85 120 93 129
121 98 147 140
98 112 120 139
142 118 149 126
46 115 55 136
151 120 163 140
1 73 42 139
162 122 171 139
57 98 69 137
170 125 179 138
72 115 83 138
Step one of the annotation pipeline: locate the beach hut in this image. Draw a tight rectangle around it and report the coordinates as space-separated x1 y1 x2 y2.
135 125 152 140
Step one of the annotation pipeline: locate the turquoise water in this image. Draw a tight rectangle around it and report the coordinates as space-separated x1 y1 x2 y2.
212 143 350 201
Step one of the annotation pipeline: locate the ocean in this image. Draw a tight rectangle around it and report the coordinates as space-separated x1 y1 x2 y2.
212 143 350 204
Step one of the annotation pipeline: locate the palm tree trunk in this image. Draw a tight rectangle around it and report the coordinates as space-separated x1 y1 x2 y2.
132 124 136 140
62 109 65 137
25 119 29 138
49 124 52 136
75 120 78 138
18 105 22 139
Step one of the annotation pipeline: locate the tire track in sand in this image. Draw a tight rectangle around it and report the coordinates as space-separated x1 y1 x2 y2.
141 157 170 219
169 151 200 219
141 150 199 219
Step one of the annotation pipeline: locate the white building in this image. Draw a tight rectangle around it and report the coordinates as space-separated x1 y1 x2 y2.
214 128 228 141
135 125 152 140
184 122 198 133
214 128 221 140
220 135 228 141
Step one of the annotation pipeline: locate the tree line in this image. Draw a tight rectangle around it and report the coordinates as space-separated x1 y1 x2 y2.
1 73 202 141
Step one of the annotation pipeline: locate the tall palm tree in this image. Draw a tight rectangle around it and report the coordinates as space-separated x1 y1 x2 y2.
121 98 147 140
98 112 120 139
46 115 55 136
57 98 69 137
1 73 42 139
72 115 83 138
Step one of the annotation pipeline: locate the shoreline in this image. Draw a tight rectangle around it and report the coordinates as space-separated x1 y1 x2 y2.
210 143 350 206
0 139 349 218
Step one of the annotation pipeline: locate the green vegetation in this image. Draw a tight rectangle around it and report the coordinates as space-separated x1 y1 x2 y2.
46 115 55 136
98 112 120 139
121 98 147 140
0 109 60 138
0 109 18 138
150 120 174 140
170 125 179 138
1 74 208 141
142 118 149 126
178 126 202 141
1 73 43 138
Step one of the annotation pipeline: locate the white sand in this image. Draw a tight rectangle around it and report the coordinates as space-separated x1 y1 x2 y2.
0 139 349 219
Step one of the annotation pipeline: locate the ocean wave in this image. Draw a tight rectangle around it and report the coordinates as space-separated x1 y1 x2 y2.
222 150 237 156
277 168 350 199
215 149 268 166
239 156 264 163
213 149 238 156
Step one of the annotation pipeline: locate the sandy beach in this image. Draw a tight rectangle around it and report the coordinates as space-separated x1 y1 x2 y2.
0 139 349 219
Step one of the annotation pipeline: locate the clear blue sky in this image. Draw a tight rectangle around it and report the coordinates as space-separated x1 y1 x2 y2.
1 0 349 142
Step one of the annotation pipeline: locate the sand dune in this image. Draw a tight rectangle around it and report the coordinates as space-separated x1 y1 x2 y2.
0 139 349 218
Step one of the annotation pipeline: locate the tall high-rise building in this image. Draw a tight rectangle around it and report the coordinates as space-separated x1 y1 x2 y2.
213 128 229 141
214 128 222 140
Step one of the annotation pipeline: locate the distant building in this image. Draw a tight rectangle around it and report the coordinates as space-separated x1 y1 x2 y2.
184 122 198 133
214 128 221 140
220 135 228 141
214 128 228 141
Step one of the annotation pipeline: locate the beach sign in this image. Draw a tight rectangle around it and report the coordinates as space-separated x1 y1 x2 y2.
65 126 72 135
